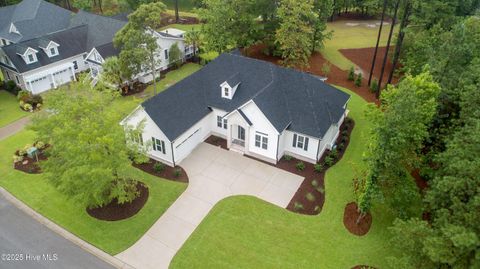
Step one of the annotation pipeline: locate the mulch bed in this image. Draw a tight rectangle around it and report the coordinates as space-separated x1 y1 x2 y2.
87 182 149 221
121 82 147 96
14 149 48 174
132 158 189 183
243 44 379 104
340 47 400 85
160 13 199 27
205 135 228 150
343 202 372 236
285 118 355 215
352 265 378 269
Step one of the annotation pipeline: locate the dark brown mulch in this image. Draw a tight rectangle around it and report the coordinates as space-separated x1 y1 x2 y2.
344 202 373 236
285 118 355 215
411 168 428 192
352 265 378 269
243 44 379 104
205 135 228 150
121 82 147 96
132 158 189 183
340 47 400 85
14 151 48 174
87 182 149 221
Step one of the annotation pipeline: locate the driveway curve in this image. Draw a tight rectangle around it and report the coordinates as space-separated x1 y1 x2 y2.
116 143 303 269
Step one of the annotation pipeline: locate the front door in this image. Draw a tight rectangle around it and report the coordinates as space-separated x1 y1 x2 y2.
237 126 245 141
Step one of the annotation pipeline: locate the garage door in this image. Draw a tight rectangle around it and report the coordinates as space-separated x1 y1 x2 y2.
53 69 73 86
30 76 52 94
175 128 204 163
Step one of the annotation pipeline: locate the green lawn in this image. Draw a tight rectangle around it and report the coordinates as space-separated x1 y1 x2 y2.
322 20 397 70
0 132 186 255
0 90 30 128
145 63 202 96
160 23 202 32
162 0 196 11
171 87 399 269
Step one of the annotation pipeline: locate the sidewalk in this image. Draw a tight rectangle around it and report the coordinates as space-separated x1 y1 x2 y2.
0 117 31 140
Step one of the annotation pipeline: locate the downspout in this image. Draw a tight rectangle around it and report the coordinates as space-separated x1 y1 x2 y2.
276 134 281 162
171 142 176 167
316 138 322 163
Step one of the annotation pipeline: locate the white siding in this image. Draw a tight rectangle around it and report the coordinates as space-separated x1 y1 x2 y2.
240 101 279 163
173 113 214 164
281 131 320 164
123 107 174 166
210 107 228 138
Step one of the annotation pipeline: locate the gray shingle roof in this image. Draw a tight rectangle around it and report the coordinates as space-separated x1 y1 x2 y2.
142 53 350 141
95 42 121 59
0 0 74 43
2 25 88 73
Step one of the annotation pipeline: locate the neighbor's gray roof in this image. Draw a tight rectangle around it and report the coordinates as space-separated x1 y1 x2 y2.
0 0 74 43
142 53 350 141
1 25 88 73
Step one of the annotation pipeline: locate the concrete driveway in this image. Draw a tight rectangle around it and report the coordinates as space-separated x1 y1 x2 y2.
116 143 303 269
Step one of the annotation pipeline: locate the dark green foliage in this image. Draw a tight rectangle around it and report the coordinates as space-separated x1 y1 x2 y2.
168 43 183 69
295 161 305 171
173 168 181 178
314 163 323 173
324 156 334 167
348 67 355 81
354 72 362 87
329 149 338 160
284 154 293 161
153 162 165 173
4 80 20 95
370 79 379 93
294 202 304 211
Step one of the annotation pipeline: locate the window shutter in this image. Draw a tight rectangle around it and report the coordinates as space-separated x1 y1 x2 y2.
161 141 166 154
304 137 309 151
293 134 297 147
152 137 155 150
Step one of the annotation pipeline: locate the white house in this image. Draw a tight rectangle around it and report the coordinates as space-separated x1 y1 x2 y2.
86 27 196 85
121 52 350 166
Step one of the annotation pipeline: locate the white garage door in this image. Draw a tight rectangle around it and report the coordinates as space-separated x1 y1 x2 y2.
30 76 52 94
53 69 73 86
175 128 204 163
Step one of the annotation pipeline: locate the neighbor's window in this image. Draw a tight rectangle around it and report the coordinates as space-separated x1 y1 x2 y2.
255 133 268 150
293 134 309 151
133 133 143 145
152 137 166 154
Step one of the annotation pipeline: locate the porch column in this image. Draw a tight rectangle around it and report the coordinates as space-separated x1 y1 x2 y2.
50 73 57 88
70 66 76 81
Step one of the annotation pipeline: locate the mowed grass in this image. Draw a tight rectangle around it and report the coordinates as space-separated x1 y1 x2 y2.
162 0 196 11
322 20 397 70
160 23 202 32
145 63 202 96
171 87 399 269
0 90 29 128
0 64 204 255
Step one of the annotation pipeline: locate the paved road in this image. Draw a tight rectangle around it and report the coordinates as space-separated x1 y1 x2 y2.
0 196 115 269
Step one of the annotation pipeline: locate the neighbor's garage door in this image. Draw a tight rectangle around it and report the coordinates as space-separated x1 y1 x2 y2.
30 76 51 94
53 69 73 86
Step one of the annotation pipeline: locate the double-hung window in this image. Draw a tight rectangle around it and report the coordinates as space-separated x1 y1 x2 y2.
133 133 143 145
293 134 309 151
255 132 268 150
217 116 227 129
152 137 166 154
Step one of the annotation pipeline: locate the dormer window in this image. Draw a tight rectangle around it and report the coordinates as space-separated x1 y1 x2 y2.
28 54 34 62
50 47 58 56
224 87 229 97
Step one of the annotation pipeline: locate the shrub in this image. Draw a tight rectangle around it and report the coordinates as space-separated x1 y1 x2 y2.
5 80 20 95
324 156 334 167
341 136 349 143
341 130 349 136
314 163 323 173
295 161 305 171
321 63 331 76
13 155 24 163
294 202 304 211
329 149 338 159
18 148 27 156
311 179 319 187
174 168 182 178
370 79 379 93
23 103 33 111
30 94 43 105
316 186 325 193
348 67 355 81
337 143 345 151
355 72 362 87
36 103 42 109
17 90 30 101
19 100 25 107
34 141 46 149
306 192 316 202
153 162 165 173
284 154 293 161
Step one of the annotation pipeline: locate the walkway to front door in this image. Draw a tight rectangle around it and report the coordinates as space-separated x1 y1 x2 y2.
116 143 303 269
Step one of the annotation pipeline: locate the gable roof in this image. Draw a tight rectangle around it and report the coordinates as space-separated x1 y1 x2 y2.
1 25 88 73
0 0 74 43
142 53 350 141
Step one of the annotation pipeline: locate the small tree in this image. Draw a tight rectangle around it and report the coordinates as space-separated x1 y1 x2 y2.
370 79 379 93
101 56 132 93
168 43 183 69
29 80 146 208
185 28 202 59
348 66 355 81
355 72 363 87
321 63 331 76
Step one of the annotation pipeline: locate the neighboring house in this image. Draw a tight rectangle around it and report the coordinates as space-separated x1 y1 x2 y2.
86 27 196 84
121 52 350 166
0 0 195 93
